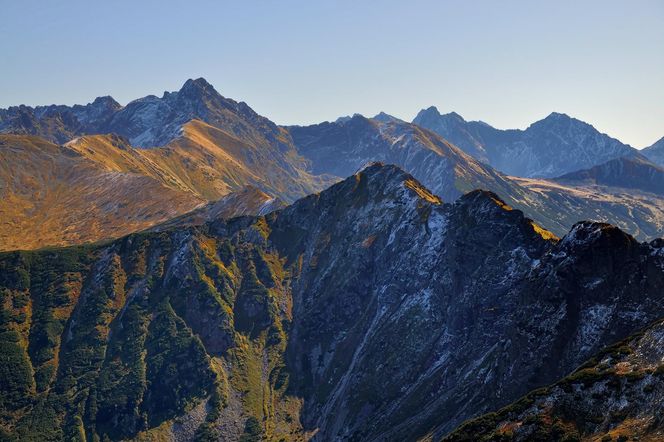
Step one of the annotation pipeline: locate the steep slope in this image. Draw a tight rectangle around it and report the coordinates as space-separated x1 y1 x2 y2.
1 164 663 441
511 156 664 241
642 136 664 167
64 120 333 202
288 114 525 202
0 77 320 157
412 107 493 163
445 317 664 441
555 154 664 196
0 127 311 251
3 80 660 242
413 107 636 178
0 134 203 251
512 177 664 242
102 77 299 149
152 186 284 231
2 79 334 205
65 123 324 201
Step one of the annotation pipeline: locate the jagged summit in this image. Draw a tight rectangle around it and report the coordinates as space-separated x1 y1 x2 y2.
90 95 121 108
315 162 442 207
414 106 465 124
334 113 366 124
415 107 636 178
544 111 571 120
177 77 218 99
181 77 214 90
527 111 586 132
0 77 269 148
457 188 511 207
355 161 419 185
372 111 402 123
415 105 441 118
560 220 635 248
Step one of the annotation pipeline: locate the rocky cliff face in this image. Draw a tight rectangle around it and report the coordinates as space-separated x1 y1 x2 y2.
1 164 662 441
413 107 636 178
445 317 664 441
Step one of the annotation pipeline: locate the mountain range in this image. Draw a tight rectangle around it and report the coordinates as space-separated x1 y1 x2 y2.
289 114 664 241
1 164 663 441
1 77 664 441
1 78 662 249
412 106 638 178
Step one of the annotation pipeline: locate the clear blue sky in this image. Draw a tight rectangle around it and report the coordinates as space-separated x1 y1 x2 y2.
1 0 662 147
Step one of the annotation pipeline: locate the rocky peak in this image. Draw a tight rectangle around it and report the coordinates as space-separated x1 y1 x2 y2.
413 108 636 178
322 162 436 207
90 95 121 110
372 111 402 124
178 77 217 98
414 105 442 121
544 111 571 121
455 189 512 212
558 221 637 252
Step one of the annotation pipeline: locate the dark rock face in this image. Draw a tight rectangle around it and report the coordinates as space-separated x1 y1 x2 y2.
413 107 636 178
1 164 663 441
445 318 664 441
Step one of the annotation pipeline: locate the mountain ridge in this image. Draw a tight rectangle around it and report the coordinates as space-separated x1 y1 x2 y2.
1 78 662 250
1 163 663 441
413 106 637 178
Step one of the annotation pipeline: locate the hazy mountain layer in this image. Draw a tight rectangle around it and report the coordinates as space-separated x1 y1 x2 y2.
289 116 664 240
412 106 636 178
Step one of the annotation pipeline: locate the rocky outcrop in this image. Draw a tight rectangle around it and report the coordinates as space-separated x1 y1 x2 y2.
445 318 664 441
